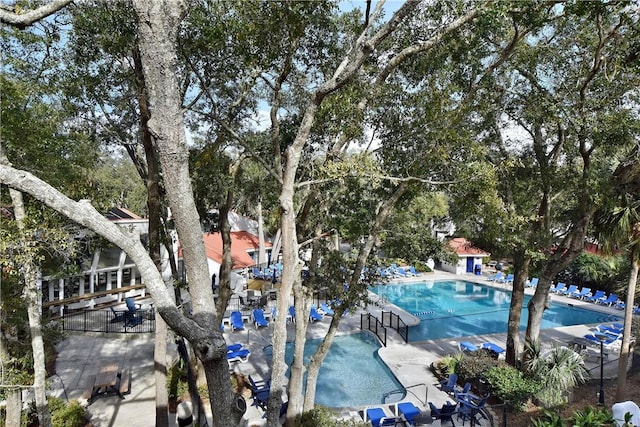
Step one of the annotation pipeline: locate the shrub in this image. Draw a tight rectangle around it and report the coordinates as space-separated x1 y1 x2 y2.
22 397 87 427
431 353 462 378
531 406 616 426
484 365 541 410
296 406 370 427
455 350 502 385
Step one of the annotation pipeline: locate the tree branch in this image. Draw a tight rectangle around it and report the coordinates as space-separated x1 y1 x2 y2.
0 0 73 28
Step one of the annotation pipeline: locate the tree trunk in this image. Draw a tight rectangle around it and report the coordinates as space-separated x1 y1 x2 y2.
5 389 22 427
506 249 529 366
615 252 639 402
3 142 51 426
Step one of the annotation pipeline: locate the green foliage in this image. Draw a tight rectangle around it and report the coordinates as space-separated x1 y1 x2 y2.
296 406 370 427
432 354 463 377
531 407 616 427
484 365 540 410
21 397 87 427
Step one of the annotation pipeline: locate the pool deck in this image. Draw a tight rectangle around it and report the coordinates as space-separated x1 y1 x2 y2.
53 270 631 426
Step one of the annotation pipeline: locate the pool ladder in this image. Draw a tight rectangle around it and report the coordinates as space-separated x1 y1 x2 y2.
382 383 428 406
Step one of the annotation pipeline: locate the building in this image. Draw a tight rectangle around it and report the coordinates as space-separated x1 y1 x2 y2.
440 237 491 275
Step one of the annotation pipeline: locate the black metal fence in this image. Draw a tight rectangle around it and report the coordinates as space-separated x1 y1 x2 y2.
361 313 387 346
381 310 409 343
58 308 156 333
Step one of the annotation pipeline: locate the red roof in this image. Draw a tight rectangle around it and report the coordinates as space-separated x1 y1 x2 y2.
448 237 490 257
202 231 271 269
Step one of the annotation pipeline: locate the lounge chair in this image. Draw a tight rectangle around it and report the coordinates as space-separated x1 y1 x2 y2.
439 373 458 393
488 272 503 282
550 282 567 294
498 273 514 284
481 342 506 356
408 266 420 276
558 284 578 296
395 267 409 278
288 306 296 323
393 401 421 426
597 293 619 306
583 334 621 350
227 347 251 363
595 324 623 337
526 278 539 288
428 401 457 425
309 305 324 322
585 290 606 303
363 406 397 426
319 302 334 316
569 287 591 299
459 341 479 353
252 308 269 328
230 311 245 331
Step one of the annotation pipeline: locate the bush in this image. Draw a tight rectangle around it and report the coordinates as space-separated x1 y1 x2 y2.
531 406 616 426
296 406 370 427
22 397 87 427
431 354 462 378
455 350 502 385
484 365 541 410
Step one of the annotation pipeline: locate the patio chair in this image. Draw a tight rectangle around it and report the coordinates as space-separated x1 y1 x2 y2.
597 293 619 306
319 302 335 316
585 290 606 303
288 306 296 323
583 333 621 350
558 284 579 296
488 272 503 282
428 401 457 425
458 341 478 353
230 311 245 331
124 297 143 327
227 347 250 363
498 273 514 284
526 277 539 288
252 308 269 329
481 342 506 358
363 406 397 427
439 373 459 393
309 305 324 322
109 306 126 323
550 282 567 294
569 287 591 299
393 401 421 426
408 266 420 276
248 375 270 409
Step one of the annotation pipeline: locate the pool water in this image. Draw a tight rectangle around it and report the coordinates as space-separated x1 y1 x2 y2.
372 280 622 341
282 332 403 407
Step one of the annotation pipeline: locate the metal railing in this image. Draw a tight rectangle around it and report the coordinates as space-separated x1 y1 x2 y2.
58 308 155 333
361 313 387 347
381 310 409 343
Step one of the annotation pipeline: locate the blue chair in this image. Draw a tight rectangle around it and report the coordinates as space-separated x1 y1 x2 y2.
288 306 296 323
364 407 396 426
570 287 591 299
248 375 270 409
558 284 578 296
124 297 143 327
252 308 269 328
230 311 245 331
429 401 457 424
526 277 539 288
394 401 421 426
409 266 420 276
550 282 567 293
488 272 503 282
597 294 619 306
459 341 478 352
439 373 458 393
320 302 335 316
498 273 514 284
481 342 505 357
583 334 620 350
227 347 250 363
586 290 606 302
309 305 324 322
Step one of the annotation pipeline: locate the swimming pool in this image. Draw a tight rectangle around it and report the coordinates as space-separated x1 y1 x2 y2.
281 332 404 407
372 280 622 341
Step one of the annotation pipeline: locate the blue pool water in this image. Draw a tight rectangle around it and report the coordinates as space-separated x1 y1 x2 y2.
372 280 622 341
282 332 403 407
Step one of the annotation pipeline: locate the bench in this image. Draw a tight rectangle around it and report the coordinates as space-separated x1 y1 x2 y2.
119 370 131 395
81 375 96 401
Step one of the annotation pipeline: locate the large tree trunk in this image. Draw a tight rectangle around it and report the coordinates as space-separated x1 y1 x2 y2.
615 252 639 402
506 248 529 366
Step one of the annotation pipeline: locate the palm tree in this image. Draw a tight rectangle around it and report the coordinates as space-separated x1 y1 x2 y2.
593 193 640 402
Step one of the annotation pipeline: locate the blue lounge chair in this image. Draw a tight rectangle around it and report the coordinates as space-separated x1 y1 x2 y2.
428 401 457 425
550 282 567 293
583 334 620 350
394 401 421 426
309 305 324 322
459 341 478 352
558 284 579 296
252 308 269 328
586 290 606 303
597 293 619 306
230 311 245 331
395 267 409 278
364 407 397 426
595 324 623 337
570 287 591 299
319 302 334 316
288 306 296 323
227 343 244 352
498 273 514 284
439 373 458 393
526 278 539 288
488 272 503 282
227 347 250 363
248 375 270 409
481 342 506 356
409 266 420 276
